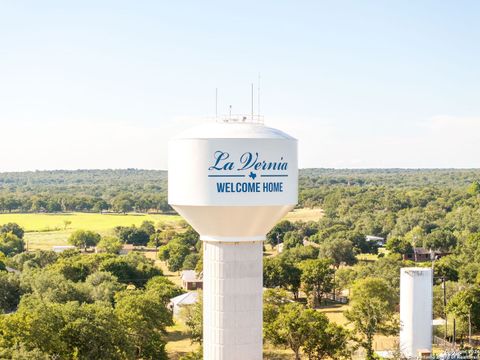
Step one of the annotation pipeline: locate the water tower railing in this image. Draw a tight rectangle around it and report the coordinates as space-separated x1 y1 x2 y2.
215 114 264 124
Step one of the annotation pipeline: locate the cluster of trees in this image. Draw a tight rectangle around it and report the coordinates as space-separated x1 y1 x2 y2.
0 169 170 213
264 289 351 360
0 223 25 256
2 169 479 213
158 226 201 272
0 246 184 359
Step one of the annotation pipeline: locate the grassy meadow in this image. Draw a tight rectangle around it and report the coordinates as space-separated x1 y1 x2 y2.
0 208 323 251
0 212 181 250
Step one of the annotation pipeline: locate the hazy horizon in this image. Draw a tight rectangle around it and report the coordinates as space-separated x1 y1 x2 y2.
1 1 480 171
1 167 480 174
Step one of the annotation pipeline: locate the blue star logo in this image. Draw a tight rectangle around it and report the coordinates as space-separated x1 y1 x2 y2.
249 171 257 180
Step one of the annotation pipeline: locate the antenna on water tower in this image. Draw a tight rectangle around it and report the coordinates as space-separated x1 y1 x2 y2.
257 73 261 117
251 83 254 120
215 88 218 118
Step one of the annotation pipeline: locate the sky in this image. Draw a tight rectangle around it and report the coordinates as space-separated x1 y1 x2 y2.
1 0 479 171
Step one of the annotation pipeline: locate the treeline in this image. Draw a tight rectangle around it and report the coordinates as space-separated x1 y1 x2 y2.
1 168 480 213
300 168 480 188
0 169 170 213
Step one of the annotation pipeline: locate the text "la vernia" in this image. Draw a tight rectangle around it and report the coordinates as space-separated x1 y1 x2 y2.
208 151 288 171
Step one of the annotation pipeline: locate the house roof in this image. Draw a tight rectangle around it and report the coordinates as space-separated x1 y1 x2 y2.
181 270 201 282
366 235 385 241
414 247 431 255
170 292 199 307
5 266 20 275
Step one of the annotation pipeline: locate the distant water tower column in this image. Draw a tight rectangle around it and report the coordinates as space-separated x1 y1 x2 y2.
168 119 298 360
399 267 433 358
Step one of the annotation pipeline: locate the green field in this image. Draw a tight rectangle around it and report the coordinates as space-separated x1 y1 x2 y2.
0 213 181 250
0 209 322 251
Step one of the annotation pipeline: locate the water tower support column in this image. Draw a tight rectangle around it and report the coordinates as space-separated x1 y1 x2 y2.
202 239 264 360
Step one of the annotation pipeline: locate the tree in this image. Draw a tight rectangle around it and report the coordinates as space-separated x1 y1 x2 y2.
424 229 457 252
345 278 398 360
63 220 72 230
20 269 89 304
266 220 295 246
467 181 480 195
9 250 58 271
180 291 203 345
167 242 190 272
300 259 334 307
0 297 131 359
0 223 25 239
347 231 377 254
0 233 25 256
84 271 123 303
100 253 162 287
114 226 150 246
303 319 351 360
281 245 319 263
96 236 123 254
114 290 173 359
263 256 301 299
178 226 200 248
182 253 200 270
0 272 21 313
385 236 413 256
112 196 133 213
264 299 351 360
0 251 5 271
433 255 459 283
265 302 311 360
68 230 101 250
158 240 191 272
139 221 156 236
283 231 304 250
354 253 407 290
318 239 357 268
128 228 150 246
318 239 356 301
148 230 162 249
446 286 480 335
145 276 183 304
0 343 50 359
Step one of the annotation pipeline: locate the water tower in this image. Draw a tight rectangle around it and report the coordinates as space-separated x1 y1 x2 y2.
399 267 433 358
168 115 298 360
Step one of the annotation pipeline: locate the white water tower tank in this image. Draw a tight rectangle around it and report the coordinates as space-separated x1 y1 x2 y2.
399 267 433 358
168 117 298 360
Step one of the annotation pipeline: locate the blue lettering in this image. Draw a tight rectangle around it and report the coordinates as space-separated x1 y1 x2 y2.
209 151 235 171
215 182 261 193
263 182 284 192
238 152 258 170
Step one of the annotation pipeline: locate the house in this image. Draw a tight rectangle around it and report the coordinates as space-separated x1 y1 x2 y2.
52 245 76 253
181 270 203 290
5 266 20 275
403 248 451 262
169 292 199 317
365 235 385 246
